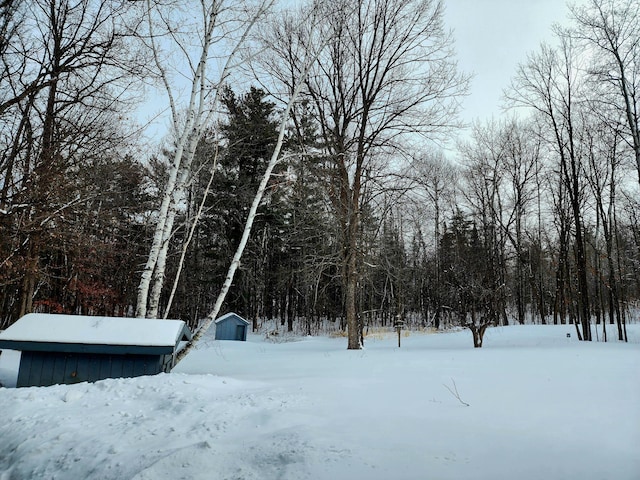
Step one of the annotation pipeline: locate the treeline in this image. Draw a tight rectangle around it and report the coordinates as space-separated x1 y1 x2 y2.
0 0 153 328
1 0 638 346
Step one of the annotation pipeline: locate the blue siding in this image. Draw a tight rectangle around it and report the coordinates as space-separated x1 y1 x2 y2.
53 354 69 384
16 351 167 387
235 325 246 341
215 313 249 341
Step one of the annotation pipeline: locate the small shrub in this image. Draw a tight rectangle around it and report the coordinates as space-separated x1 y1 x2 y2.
328 330 348 338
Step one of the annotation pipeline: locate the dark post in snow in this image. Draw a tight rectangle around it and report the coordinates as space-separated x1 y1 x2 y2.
394 318 405 348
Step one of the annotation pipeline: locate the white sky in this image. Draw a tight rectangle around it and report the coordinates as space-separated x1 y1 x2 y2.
138 0 586 147
444 0 584 127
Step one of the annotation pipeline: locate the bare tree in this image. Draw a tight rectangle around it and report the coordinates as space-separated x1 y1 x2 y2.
0 2 49 116
582 110 629 341
570 0 640 186
174 1 331 361
509 36 593 341
0 0 145 322
411 150 457 328
460 119 543 325
135 0 273 318
458 123 509 328
262 0 468 349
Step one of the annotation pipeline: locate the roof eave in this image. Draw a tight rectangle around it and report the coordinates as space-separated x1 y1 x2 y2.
0 340 175 355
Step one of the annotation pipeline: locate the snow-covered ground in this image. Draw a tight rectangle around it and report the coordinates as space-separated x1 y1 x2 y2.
1 324 639 480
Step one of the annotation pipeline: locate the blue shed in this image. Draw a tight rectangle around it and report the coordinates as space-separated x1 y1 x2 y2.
214 312 250 341
0 313 192 387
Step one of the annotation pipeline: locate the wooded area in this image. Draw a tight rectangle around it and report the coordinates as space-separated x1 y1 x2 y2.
1 0 638 348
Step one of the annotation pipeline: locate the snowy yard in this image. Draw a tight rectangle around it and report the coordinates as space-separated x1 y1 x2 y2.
1 324 639 480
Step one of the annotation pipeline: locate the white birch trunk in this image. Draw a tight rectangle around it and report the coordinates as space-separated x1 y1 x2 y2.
175 31 326 362
136 0 271 318
136 0 212 318
176 114 288 361
147 138 199 318
146 198 178 318
163 144 221 319
135 136 189 318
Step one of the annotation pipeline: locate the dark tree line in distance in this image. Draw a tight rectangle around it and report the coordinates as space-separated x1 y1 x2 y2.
1 0 638 348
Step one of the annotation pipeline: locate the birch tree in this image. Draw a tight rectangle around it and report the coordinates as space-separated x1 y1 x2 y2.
175 1 331 361
135 0 273 318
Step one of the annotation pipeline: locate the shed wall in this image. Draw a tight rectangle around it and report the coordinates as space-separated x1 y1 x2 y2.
215 316 248 341
16 351 171 387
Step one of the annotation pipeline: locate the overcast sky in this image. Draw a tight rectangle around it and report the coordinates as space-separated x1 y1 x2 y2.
444 0 584 128
140 1 586 146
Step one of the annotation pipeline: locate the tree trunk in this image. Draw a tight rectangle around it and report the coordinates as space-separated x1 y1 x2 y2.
468 318 489 348
148 161 195 318
19 238 39 318
287 281 294 332
147 209 175 318
345 251 360 349
137 0 269 318
135 137 190 318
175 45 320 362
572 212 592 341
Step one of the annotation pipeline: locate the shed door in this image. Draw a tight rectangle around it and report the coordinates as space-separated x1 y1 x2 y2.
235 324 246 341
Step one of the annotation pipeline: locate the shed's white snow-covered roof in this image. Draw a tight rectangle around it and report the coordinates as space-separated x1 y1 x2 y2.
214 312 250 325
0 314 190 346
